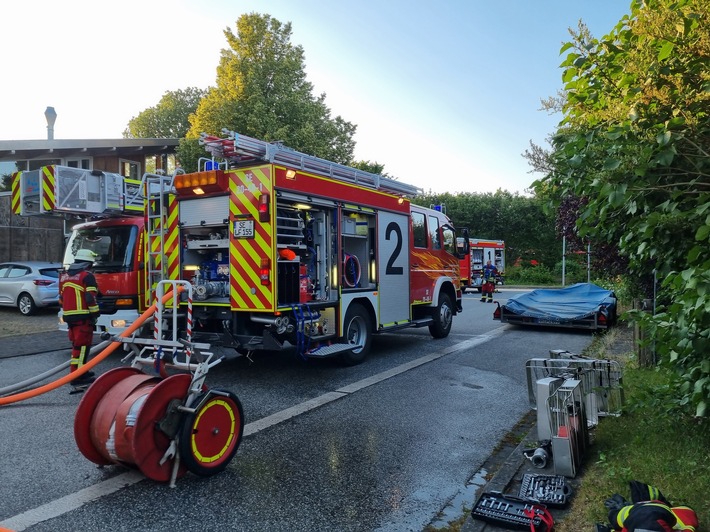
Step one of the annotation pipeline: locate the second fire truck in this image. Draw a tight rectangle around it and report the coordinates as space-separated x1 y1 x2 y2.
458 238 505 293
12 131 468 364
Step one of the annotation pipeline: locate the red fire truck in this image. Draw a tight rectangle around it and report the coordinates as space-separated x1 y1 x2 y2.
12 131 468 364
458 238 505 293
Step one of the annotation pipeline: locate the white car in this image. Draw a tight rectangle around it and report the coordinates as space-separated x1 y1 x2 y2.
0 261 62 315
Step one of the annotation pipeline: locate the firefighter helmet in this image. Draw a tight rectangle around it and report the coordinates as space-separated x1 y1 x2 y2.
74 249 98 264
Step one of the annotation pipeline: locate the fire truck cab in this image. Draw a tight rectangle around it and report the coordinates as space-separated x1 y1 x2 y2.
62 216 147 331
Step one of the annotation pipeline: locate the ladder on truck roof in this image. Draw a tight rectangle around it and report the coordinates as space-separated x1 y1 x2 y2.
199 129 421 197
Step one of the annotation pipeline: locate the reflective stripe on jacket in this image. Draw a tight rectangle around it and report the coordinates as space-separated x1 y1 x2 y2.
615 501 698 531
59 269 99 320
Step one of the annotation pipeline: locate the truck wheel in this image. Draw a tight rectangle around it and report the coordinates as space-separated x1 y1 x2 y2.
18 293 37 316
429 293 453 339
179 390 244 477
339 303 372 366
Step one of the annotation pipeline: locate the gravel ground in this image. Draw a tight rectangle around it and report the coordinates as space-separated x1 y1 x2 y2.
0 306 60 338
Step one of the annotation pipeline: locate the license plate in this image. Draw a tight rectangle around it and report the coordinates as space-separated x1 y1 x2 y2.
233 219 255 238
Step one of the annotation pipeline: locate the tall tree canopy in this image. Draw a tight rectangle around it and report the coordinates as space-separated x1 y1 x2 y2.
182 13 356 170
535 0 710 416
124 87 206 139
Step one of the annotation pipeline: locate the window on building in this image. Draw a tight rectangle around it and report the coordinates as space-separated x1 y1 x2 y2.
145 154 177 175
65 158 91 169
119 159 140 179
15 159 62 171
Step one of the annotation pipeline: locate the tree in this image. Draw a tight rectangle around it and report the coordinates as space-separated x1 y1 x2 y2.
413 191 558 268
180 13 356 171
124 87 206 139
535 0 710 416
0 173 12 192
523 91 565 176
351 160 388 176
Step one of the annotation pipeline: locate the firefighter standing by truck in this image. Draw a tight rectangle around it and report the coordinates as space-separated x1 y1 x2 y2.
480 260 498 303
59 249 100 388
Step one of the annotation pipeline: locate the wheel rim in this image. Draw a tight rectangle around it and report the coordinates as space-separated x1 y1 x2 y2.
439 302 452 329
183 393 243 473
19 296 32 314
190 397 240 467
346 315 367 353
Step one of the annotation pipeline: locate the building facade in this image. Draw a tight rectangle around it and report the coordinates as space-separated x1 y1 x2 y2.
0 138 178 262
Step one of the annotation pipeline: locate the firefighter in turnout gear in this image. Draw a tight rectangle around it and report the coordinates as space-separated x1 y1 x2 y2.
480 260 498 303
59 249 100 387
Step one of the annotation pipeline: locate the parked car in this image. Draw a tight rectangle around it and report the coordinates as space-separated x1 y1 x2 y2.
0 261 62 315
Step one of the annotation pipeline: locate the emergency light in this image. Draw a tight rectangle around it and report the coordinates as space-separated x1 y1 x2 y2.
174 170 228 195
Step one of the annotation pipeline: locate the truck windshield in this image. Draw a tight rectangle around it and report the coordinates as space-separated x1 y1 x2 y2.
64 225 138 273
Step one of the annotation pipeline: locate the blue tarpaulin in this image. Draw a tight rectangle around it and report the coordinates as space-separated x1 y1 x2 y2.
503 283 616 321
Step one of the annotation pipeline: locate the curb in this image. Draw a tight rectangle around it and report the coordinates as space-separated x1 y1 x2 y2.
463 428 534 532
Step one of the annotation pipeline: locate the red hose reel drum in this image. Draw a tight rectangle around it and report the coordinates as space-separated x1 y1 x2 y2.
74 368 243 482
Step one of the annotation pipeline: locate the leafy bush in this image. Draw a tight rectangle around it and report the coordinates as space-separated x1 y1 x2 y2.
505 264 557 285
554 258 588 285
591 276 635 309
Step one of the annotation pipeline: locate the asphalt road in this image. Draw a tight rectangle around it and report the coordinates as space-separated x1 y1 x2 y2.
0 289 596 531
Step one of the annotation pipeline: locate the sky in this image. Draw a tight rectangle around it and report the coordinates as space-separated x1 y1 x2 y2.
0 0 632 194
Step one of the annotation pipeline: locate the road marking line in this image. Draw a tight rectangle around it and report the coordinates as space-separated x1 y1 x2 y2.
243 391 347 436
0 330 504 531
0 470 144 531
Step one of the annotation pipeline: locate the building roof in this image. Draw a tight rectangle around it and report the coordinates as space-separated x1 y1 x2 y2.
0 138 179 161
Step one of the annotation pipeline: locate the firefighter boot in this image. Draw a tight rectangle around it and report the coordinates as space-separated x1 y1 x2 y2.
487 294 493 302
69 372 96 394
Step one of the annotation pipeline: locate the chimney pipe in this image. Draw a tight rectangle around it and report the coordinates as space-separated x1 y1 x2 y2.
45 106 57 140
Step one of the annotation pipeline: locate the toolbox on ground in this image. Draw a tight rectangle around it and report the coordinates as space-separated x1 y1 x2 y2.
471 491 550 530
518 473 573 508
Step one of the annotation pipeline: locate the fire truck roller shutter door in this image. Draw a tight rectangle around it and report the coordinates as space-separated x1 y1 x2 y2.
377 211 410 326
